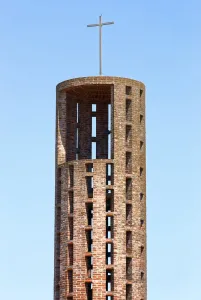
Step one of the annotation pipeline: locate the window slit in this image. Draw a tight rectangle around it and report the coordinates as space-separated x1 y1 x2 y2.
108 104 111 159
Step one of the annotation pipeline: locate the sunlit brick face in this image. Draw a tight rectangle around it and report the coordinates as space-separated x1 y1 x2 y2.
54 77 147 300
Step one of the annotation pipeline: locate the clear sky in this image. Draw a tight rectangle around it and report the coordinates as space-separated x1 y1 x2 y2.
0 0 200 299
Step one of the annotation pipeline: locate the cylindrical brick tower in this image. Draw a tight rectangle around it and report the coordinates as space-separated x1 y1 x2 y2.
54 76 146 300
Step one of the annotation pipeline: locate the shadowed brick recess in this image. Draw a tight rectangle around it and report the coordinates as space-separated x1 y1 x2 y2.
54 76 147 300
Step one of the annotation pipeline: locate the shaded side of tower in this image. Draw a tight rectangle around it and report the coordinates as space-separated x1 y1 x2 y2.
54 76 147 300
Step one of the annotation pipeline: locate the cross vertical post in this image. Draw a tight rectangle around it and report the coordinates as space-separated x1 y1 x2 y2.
87 15 114 76
99 15 102 76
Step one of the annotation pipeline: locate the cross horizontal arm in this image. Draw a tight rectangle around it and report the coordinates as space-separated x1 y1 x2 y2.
102 22 114 26
87 24 99 27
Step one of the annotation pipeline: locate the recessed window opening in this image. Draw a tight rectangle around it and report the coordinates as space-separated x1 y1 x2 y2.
76 103 79 123
76 128 79 160
126 284 132 300
86 282 93 300
68 270 73 293
69 220 73 240
126 99 132 122
140 167 143 176
140 193 144 201
106 164 114 185
108 104 111 159
86 231 92 252
126 86 132 95
76 128 79 148
126 204 132 226
140 219 144 227
69 165 74 188
140 89 143 97
92 116 96 137
86 256 93 278
140 114 143 123
86 203 93 226
126 231 132 253
92 104 97 112
86 163 93 172
106 270 114 291
141 246 144 254
69 191 74 214
126 152 132 173
126 178 132 200
86 177 93 198
106 216 113 239
106 190 114 212
126 125 132 147
106 243 113 265
140 141 143 150
106 217 111 238
126 257 132 281
92 142 96 159
141 272 144 280
68 244 73 266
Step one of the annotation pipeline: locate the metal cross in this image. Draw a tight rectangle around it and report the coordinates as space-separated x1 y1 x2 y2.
87 15 114 76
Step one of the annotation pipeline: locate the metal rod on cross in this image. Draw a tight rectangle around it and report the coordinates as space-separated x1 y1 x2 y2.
87 15 114 76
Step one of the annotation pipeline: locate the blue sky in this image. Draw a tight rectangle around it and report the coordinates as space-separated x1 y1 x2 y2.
0 0 200 299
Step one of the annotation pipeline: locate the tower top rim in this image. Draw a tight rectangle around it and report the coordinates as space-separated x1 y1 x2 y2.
56 76 145 92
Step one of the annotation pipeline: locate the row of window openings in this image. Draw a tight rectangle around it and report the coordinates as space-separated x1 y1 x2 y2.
125 85 144 97
68 169 144 207
86 284 144 300
69 166 144 197
67 243 145 278
75 104 112 160
68 199 144 241
68 177 144 213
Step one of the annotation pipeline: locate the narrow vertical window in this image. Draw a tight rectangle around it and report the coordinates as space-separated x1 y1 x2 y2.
126 99 132 122
126 284 132 300
126 86 132 95
92 116 96 137
126 125 132 147
67 270 73 293
86 176 93 198
92 104 96 112
126 204 132 226
108 104 111 159
92 104 97 159
126 257 132 280
126 231 132 254
69 165 74 188
126 152 132 173
106 270 114 291
126 178 132 200
92 142 96 159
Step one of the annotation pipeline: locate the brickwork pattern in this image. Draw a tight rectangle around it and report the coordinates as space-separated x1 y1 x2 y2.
54 76 146 300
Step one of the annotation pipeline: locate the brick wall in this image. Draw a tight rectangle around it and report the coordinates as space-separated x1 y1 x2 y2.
54 76 147 300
